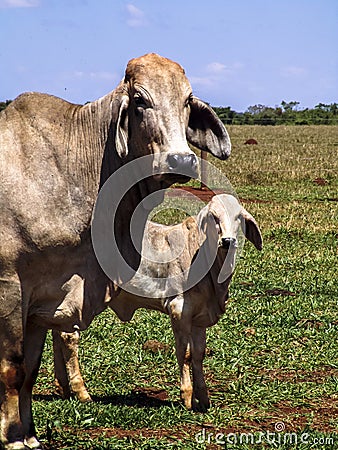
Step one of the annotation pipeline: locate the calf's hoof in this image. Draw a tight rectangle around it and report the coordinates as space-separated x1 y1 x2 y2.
192 394 210 413
76 390 92 403
180 389 193 410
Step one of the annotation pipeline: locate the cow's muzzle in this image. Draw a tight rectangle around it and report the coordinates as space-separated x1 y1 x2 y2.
167 153 198 179
220 237 237 250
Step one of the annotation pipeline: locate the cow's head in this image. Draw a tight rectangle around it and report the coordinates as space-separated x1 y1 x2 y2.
112 53 231 185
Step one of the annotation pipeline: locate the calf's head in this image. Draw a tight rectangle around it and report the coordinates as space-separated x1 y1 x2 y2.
198 194 262 282
113 53 231 185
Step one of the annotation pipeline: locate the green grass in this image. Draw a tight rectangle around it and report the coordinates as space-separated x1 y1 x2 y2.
34 126 337 449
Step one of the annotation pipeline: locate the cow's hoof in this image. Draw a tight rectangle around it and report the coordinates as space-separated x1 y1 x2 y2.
24 436 43 449
5 442 26 450
54 380 71 400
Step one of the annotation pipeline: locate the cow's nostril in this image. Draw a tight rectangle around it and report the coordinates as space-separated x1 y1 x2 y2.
184 154 198 169
167 154 182 170
167 154 198 172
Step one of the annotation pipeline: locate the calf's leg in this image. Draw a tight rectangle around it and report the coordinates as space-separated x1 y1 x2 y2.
191 326 210 412
171 319 193 410
53 330 91 403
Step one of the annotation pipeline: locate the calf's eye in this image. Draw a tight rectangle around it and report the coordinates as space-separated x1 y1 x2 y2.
212 215 222 234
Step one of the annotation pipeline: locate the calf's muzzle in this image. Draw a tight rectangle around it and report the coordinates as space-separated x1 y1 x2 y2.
221 237 238 250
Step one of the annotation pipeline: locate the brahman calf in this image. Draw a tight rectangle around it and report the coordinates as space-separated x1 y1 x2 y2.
54 194 262 412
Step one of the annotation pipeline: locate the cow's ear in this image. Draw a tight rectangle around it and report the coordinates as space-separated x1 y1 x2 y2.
241 209 263 251
114 94 129 158
187 96 231 160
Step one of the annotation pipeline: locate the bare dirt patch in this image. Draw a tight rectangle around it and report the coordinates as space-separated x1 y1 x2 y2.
258 366 338 383
170 185 270 204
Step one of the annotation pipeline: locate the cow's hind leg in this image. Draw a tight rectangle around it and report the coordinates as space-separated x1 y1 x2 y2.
52 330 71 399
191 326 209 412
19 322 47 449
53 330 91 403
0 280 26 449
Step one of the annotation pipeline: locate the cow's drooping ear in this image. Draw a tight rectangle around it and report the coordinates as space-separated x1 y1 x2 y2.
114 94 129 158
187 96 231 160
240 209 263 251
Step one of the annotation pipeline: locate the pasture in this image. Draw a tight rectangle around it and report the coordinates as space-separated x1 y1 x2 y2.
34 126 337 449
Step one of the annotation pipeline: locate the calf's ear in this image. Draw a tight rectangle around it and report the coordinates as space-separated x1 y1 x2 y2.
113 94 129 158
241 209 263 251
187 96 231 160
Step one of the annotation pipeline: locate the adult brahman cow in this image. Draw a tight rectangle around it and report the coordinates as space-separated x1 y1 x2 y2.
53 194 262 412
0 53 231 449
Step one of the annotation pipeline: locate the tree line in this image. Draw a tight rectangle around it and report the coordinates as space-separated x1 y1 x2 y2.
1 99 337 125
213 101 338 125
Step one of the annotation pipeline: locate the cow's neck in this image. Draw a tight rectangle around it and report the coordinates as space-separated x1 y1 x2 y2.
113 180 165 283
64 92 115 200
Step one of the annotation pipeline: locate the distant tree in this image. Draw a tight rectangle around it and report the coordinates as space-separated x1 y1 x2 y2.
245 105 277 125
247 104 267 115
281 100 300 112
213 106 237 124
0 100 12 112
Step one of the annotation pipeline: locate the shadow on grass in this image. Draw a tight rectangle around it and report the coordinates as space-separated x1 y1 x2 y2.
34 389 179 409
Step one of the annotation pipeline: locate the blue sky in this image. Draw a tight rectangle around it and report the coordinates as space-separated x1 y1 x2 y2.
1 0 337 111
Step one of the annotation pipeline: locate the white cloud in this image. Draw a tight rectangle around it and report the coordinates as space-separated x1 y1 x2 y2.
126 3 147 27
206 62 227 74
190 61 244 90
206 61 244 75
189 76 214 88
281 66 307 77
0 0 39 7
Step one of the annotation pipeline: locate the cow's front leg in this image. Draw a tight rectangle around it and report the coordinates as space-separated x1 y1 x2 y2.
53 330 91 403
171 317 193 410
191 326 210 412
0 356 25 450
0 280 26 449
19 322 47 449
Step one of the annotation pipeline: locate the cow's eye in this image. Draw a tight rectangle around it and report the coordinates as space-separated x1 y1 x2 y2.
134 95 148 109
184 94 192 108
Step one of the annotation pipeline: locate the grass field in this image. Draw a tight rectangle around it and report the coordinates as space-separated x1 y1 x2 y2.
34 126 337 449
